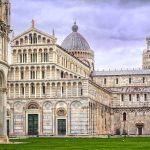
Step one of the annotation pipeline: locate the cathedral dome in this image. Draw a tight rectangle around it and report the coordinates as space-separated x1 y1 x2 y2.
61 22 90 51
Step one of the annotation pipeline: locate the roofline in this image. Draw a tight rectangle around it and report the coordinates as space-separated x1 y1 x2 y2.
89 79 111 94
56 45 90 69
92 70 150 77
12 27 57 42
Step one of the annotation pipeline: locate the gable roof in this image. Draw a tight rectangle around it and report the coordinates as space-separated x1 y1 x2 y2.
11 27 57 42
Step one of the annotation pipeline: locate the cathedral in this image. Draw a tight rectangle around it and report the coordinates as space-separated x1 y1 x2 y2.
1 0 150 138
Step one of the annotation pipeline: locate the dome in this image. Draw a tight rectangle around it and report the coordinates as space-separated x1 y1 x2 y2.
61 22 90 51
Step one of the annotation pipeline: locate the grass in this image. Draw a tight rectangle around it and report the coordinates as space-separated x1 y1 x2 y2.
1 137 150 150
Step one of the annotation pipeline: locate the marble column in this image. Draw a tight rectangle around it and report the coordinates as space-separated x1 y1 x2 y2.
0 89 8 143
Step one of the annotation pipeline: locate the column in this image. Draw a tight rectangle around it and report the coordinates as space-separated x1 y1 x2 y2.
61 83 62 98
8 84 10 98
37 49 39 62
18 84 20 97
14 84 15 98
40 66 42 79
22 53 23 63
10 108 14 135
50 66 52 79
24 84 26 98
71 83 73 97
35 83 36 98
54 67 57 79
35 68 37 79
27 49 28 63
45 67 47 79
29 67 31 79
49 83 51 98
40 83 42 98
66 83 68 97
14 68 15 80
29 84 30 98
18 67 20 80
67 107 71 135
52 107 55 135
45 83 47 96
77 83 78 97
24 67 25 80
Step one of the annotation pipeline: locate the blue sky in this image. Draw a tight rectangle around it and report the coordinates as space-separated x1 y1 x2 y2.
11 0 150 70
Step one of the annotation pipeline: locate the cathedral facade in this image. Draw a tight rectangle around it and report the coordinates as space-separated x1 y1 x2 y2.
4 6 150 137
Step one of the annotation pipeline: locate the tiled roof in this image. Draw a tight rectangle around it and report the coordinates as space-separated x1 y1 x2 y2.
92 69 150 76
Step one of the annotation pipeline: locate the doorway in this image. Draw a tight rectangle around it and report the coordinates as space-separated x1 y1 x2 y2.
7 120 10 137
57 119 66 135
138 127 142 135
28 114 38 135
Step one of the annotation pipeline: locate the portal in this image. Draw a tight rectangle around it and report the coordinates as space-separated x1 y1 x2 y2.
57 119 66 135
28 114 38 135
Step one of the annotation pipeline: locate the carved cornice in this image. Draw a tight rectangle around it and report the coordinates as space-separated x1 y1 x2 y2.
113 107 150 113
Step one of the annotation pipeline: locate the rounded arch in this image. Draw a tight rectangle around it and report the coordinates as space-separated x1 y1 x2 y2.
71 101 82 109
123 112 126 121
26 101 40 109
14 101 23 112
43 101 52 110
55 101 68 109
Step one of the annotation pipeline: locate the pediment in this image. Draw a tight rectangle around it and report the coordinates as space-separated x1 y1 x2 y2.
11 27 57 46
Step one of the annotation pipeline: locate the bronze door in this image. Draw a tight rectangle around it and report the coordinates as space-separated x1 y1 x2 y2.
58 119 66 135
28 114 38 135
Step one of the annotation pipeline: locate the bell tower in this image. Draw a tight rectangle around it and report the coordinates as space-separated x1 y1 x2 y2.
142 37 150 69
0 0 10 143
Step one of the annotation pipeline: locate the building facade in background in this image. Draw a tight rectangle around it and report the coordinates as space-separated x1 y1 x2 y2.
6 12 150 137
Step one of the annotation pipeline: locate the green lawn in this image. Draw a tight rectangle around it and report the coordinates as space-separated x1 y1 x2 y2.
1 137 150 150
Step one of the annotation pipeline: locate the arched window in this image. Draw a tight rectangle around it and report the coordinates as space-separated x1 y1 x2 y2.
23 53 27 63
31 84 35 94
129 94 132 101
21 70 24 79
44 53 48 62
116 78 118 84
137 94 140 101
129 78 131 84
42 71 45 79
104 78 106 84
47 39 50 44
20 38 23 45
21 86 24 95
78 82 83 96
16 41 19 45
121 94 124 101
143 77 145 83
33 33 37 44
29 34 32 44
42 85 45 95
42 37 46 43
25 36 28 43
38 35 41 43
61 71 64 78
30 70 35 79
33 53 37 62
123 112 126 121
